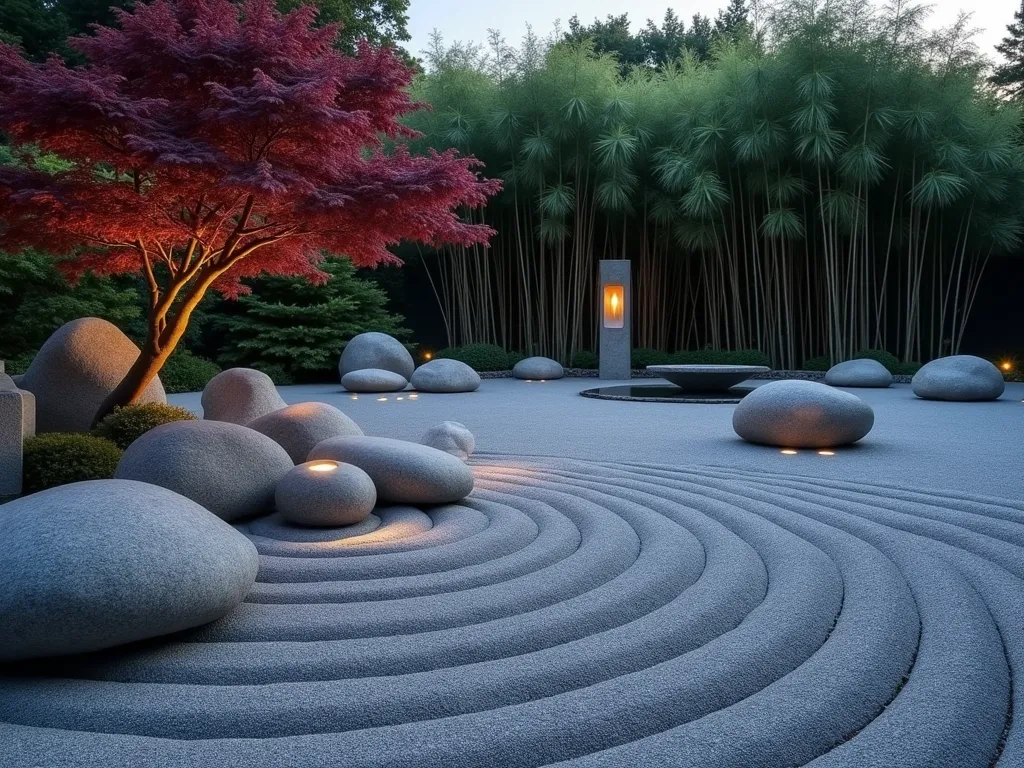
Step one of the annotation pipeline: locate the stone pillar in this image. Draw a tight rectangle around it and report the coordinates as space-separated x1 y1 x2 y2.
0 374 34 497
599 260 632 380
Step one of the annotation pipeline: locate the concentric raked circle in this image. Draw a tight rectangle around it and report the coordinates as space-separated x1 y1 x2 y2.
1 456 1022 767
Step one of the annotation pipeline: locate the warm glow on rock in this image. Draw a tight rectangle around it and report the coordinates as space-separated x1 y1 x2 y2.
603 284 625 329
308 462 339 473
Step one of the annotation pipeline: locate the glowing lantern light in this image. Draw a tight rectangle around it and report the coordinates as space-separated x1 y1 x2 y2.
1001 361 1012 372
308 462 339 473
780 449 798 455
424 352 433 361
817 450 835 456
377 397 387 402
603 284 625 329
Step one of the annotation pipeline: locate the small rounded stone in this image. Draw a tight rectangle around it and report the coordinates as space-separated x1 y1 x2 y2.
825 359 894 388
276 460 377 527
341 368 408 393
410 359 481 393
421 421 476 461
309 435 474 504
201 368 286 426
513 356 564 380
247 402 363 463
338 332 415 381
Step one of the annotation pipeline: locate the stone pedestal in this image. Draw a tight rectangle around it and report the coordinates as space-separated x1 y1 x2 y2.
599 260 632 380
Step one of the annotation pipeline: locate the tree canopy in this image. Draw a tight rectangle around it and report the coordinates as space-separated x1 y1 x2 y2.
0 0 499 416
0 0 409 59
992 0 1024 99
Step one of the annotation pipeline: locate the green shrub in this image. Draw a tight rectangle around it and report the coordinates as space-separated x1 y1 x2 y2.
631 348 671 367
436 343 516 371
22 433 123 493
3 352 35 375
92 403 197 449
160 350 221 394
571 350 598 368
250 362 295 386
802 356 832 371
893 361 922 376
851 348 901 373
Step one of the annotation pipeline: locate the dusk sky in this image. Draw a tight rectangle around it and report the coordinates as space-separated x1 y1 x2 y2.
408 0 1020 64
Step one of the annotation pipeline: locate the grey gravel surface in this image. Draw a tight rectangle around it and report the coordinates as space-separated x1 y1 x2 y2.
0 378 1021 766
171 377 1024 498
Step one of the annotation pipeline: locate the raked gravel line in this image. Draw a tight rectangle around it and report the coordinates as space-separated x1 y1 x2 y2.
0 456 1020 767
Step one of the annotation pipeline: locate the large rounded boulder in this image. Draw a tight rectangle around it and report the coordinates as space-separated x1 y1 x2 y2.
824 359 893 388
339 332 414 381
0 479 258 661
513 356 564 380
911 355 1005 401
115 420 293 521
341 368 408 393
733 380 874 448
247 401 363 464
201 368 287 425
19 318 166 433
410 359 481 393
309 435 474 504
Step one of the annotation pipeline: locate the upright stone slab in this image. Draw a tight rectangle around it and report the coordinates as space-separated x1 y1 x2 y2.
599 260 632 380
0 390 24 497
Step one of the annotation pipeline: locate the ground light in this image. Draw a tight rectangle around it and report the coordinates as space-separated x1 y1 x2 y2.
818 450 836 456
780 449 798 455
308 462 339 473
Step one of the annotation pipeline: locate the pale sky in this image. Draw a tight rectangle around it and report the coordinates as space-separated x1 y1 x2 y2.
408 0 1021 64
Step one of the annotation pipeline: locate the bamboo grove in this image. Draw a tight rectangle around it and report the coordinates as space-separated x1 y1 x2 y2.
406 0 1024 368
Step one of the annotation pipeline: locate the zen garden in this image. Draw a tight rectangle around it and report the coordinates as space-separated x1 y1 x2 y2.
2 0 1024 764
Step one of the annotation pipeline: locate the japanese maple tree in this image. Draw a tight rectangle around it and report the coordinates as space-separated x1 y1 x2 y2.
0 0 499 421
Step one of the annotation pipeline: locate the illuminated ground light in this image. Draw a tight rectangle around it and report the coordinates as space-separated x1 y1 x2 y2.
396 396 404 401
350 395 358 400
818 450 836 457
377 397 388 402
307 461 339 473
780 449 798 455
409 394 418 399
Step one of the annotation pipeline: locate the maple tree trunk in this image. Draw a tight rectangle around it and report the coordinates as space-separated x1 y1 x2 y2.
91 295 197 427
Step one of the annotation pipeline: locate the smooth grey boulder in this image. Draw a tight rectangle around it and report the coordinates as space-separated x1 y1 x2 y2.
247 402 363 463
912 355 1005 401
341 368 408 393
19 318 166 433
339 332 414 381
309 435 474 504
115 420 293 521
825 359 894 388
201 368 287 425
0 479 258 661
275 460 377 527
410 359 481 393
513 356 564 380
421 421 476 461
733 379 874 448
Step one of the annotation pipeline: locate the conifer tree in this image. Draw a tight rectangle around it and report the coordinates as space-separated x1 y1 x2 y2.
992 0 1024 99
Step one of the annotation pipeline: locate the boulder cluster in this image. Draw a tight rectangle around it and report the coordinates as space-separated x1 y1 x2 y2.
733 354 1006 449
2 325 480 664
